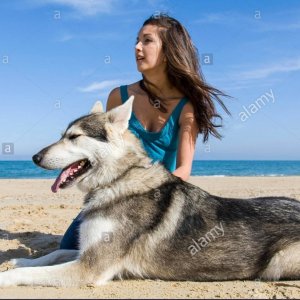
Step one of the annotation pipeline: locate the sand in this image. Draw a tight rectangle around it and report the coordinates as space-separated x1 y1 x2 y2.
0 176 300 299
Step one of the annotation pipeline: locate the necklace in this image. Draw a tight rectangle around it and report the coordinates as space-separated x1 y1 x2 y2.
140 80 182 101
138 80 166 113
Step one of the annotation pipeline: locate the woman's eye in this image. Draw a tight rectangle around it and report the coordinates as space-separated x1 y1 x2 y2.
135 37 153 46
69 134 81 140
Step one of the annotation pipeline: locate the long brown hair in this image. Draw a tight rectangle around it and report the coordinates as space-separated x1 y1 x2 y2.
140 13 231 142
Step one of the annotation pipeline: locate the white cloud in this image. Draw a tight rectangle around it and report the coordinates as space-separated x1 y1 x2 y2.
58 34 74 42
194 11 300 33
236 58 300 80
44 0 116 16
57 31 122 43
255 21 300 32
78 80 124 93
194 11 251 25
209 58 300 91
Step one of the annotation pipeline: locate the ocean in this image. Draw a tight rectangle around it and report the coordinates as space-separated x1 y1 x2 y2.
0 160 299 179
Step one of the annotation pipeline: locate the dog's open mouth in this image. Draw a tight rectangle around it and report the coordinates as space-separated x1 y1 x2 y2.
51 159 92 193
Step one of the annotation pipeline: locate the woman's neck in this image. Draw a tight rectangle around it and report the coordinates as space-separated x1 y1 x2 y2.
142 72 181 99
143 72 170 94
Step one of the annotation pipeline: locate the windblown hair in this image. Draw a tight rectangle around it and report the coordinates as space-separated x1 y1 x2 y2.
140 13 231 142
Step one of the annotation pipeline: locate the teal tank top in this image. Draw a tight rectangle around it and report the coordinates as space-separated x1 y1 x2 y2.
120 85 188 172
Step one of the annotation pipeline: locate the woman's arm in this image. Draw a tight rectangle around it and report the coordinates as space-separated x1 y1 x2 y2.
173 102 199 181
107 89 197 180
106 88 122 111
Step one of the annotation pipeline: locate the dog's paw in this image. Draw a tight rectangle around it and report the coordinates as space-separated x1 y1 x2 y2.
0 272 14 287
94 279 110 286
10 258 33 268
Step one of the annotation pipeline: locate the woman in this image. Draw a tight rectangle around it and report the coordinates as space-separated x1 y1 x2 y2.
60 13 229 250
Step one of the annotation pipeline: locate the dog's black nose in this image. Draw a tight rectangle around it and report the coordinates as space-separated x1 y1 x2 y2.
32 154 42 165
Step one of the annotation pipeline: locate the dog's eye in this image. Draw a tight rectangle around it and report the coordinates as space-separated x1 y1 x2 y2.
69 134 81 140
96 134 108 142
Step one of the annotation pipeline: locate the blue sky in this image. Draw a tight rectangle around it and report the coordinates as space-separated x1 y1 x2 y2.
0 0 299 160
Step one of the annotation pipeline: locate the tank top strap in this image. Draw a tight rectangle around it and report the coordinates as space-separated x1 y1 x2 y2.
170 97 189 122
121 85 188 125
120 85 129 103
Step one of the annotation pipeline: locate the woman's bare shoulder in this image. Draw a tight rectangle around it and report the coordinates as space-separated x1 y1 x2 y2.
106 81 142 111
106 87 122 111
127 81 143 95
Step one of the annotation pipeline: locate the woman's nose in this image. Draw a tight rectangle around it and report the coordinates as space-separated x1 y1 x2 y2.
135 41 142 51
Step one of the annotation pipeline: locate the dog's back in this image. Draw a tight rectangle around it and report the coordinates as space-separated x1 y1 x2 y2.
81 174 300 281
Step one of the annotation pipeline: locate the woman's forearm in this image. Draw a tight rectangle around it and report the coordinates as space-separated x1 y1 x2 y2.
172 166 191 181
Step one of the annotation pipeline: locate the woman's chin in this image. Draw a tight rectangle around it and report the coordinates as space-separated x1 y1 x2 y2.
136 65 146 72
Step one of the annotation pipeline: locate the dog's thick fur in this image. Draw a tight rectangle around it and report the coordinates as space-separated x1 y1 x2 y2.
1 97 300 287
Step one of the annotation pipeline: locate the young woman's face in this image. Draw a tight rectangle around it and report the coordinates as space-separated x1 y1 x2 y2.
135 24 166 74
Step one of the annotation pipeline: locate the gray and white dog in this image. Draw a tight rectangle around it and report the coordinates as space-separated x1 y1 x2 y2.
1 97 300 287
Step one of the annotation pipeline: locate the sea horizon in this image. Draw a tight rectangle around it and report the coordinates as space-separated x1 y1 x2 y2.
0 160 299 179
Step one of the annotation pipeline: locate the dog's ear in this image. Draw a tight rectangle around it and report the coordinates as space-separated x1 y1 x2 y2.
107 96 134 133
90 101 104 114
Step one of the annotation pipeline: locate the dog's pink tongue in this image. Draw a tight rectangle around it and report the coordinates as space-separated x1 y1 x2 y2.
51 168 71 193
51 162 80 193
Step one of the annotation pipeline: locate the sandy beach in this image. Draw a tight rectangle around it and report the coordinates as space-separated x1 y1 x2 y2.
0 176 300 299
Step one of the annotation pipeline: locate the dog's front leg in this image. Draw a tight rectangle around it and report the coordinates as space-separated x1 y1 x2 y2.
11 249 79 268
0 260 92 287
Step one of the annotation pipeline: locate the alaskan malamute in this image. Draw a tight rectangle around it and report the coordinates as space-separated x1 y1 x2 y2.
0 97 300 287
